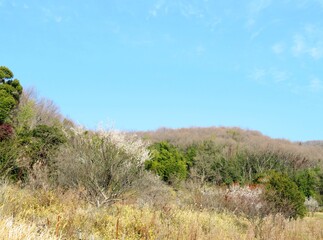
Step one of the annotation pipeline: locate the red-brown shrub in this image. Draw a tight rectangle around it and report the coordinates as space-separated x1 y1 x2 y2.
0 123 13 141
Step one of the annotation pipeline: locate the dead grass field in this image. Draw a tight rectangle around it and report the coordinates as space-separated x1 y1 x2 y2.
0 184 322 240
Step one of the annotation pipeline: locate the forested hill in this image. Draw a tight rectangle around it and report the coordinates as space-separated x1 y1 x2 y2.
136 127 323 167
305 141 323 147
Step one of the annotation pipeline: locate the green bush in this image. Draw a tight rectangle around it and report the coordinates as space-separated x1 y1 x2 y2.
18 124 66 168
314 170 323 205
145 141 188 184
293 168 320 198
0 139 21 180
264 171 307 219
190 140 294 185
0 92 16 124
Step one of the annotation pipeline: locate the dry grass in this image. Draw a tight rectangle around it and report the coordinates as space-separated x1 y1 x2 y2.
0 217 58 240
0 184 322 240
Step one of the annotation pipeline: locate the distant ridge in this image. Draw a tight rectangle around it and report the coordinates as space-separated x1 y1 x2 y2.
304 141 323 146
135 126 323 167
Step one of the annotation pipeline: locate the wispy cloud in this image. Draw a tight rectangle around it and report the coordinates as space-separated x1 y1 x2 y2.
291 25 323 59
309 47 323 59
149 0 204 19
249 68 267 83
179 2 204 18
195 45 206 56
127 37 153 47
309 77 323 92
292 34 306 56
3 1 29 9
272 70 290 83
250 26 266 40
249 67 323 95
148 0 221 31
248 0 272 15
149 0 166 17
171 44 208 60
272 42 285 54
208 16 222 31
41 7 64 23
249 68 291 86
246 0 272 28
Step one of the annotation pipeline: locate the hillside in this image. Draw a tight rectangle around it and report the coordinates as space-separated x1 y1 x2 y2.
305 141 323 147
136 127 323 167
1 66 323 239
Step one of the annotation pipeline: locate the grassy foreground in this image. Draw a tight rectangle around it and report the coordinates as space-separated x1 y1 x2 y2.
0 184 322 240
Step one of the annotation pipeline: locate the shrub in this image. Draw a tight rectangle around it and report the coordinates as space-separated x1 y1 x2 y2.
264 171 306 219
0 91 16 123
190 140 293 186
55 126 149 207
0 124 14 141
18 124 66 167
221 184 266 218
14 88 65 134
0 138 22 180
293 168 320 198
145 141 188 184
190 141 224 184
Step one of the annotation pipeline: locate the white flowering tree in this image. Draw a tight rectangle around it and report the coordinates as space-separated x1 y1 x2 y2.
56 126 150 207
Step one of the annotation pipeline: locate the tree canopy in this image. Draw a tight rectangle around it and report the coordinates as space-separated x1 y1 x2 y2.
0 66 14 83
0 66 23 124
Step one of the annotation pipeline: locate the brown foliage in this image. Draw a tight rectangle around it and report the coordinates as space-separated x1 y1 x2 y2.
136 127 323 168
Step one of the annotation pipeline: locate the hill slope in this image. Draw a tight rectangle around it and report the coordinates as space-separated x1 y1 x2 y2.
136 127 323 167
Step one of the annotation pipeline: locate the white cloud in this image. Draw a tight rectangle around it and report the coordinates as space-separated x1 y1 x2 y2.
196 45 206 56
249 68 291 88
148 0 222 32
291 26 323 59
41 7 64 23
149 0 166 17
309 46 323 59
272 42 284 54
54 16 62 23
272 70 289 83
245 0 279 43
249 68 267 83
250 26 265 40
292 34 306 56
0 1 30 9
246 0 272 28
149 0 204 19
179 2 203 18
248 0 272 15
309 77 323 92
208 16 222 31
245 18 256 28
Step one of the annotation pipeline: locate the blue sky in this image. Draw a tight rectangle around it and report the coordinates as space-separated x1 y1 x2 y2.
1 0 323 141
